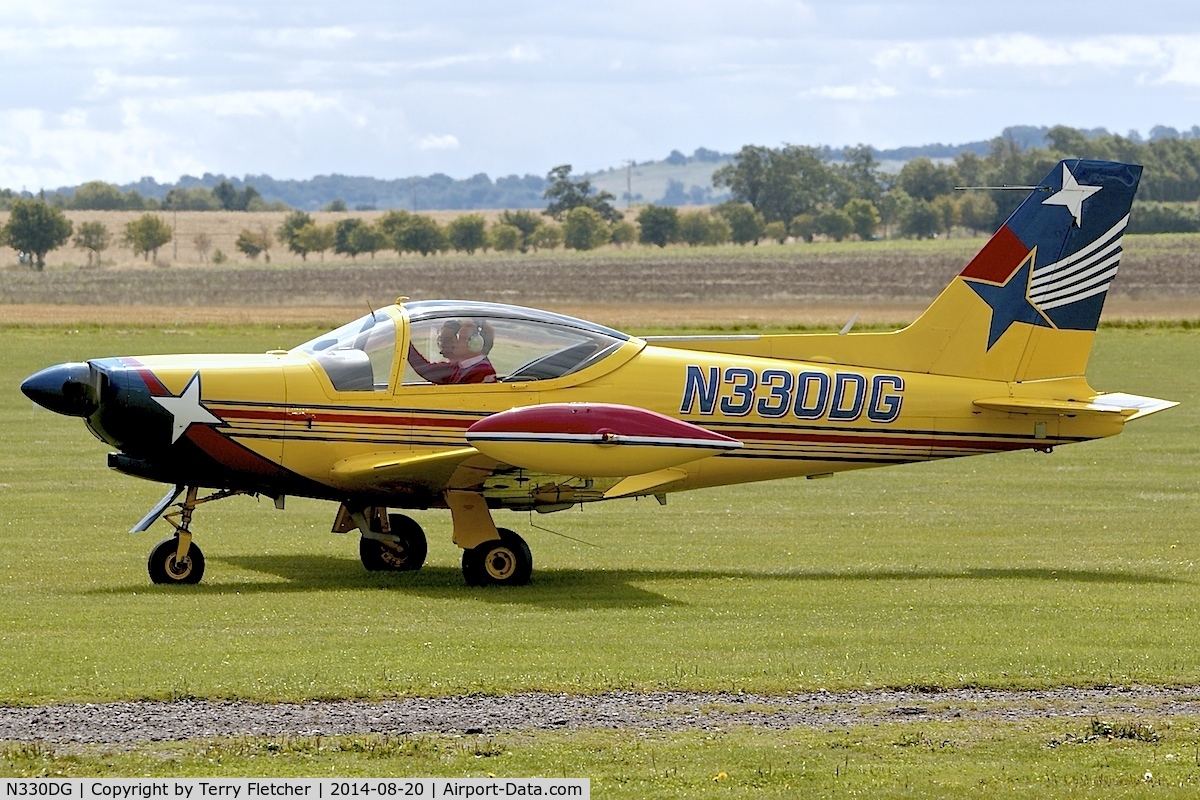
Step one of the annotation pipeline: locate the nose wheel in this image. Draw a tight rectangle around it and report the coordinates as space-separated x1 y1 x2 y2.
148 536 205 584
140 485 245 585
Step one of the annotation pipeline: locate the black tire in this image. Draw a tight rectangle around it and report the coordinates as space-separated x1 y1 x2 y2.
360 513 428 572
147 537 205 585
462 528 532 586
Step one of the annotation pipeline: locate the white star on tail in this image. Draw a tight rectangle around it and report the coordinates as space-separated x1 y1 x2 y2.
151 372 222 443
1041 163 1102 227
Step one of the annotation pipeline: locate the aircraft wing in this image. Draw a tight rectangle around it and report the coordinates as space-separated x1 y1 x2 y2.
329 447 500 493
329 404 740 498
465 403 742 478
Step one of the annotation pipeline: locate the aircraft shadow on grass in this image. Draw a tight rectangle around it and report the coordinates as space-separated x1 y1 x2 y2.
90 556 1181 608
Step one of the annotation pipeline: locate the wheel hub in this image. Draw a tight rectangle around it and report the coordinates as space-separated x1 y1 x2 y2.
485 547 516 580
165 554 192 579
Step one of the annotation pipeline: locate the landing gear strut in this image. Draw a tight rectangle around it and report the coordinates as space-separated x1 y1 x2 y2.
145 485 247 585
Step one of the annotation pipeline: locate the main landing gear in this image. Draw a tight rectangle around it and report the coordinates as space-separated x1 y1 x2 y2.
359 512 428 572
338 493 534 586
461 529 532 587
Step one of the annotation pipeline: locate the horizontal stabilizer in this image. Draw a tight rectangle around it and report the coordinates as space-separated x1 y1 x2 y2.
974 392 1176 420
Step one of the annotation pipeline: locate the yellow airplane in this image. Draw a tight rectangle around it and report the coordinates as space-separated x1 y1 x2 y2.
22 158 1174 586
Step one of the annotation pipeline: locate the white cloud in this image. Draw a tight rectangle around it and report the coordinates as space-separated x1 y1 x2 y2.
161 91 343 120
505 44 541 63
253 26 356 48
0 107 205 189
955 34 1171 69
418 134 461 151
799 82 897 101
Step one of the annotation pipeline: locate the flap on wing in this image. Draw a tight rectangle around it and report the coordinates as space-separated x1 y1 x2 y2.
973 393 1177 421
330 447 481 491
603 468 688 499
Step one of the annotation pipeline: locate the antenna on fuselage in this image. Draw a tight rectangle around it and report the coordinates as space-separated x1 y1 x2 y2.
839 313 859 336
955 185 1050 192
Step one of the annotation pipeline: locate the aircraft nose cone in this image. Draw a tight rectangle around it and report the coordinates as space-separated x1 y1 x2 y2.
21 362 98 417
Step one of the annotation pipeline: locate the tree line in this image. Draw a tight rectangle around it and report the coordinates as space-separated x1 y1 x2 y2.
711 127 1200 240
8 126 1200 269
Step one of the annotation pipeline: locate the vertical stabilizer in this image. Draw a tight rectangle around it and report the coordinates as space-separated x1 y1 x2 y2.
898 159 1141 381
645 160 1142 383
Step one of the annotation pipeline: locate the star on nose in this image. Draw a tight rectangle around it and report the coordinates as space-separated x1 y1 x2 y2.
151 372 223 443
1041 163 1102 227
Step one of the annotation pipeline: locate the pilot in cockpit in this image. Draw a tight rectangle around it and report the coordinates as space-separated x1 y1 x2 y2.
407 318 497 384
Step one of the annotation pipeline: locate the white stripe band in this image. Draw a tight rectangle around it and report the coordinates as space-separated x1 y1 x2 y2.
1030 252 1122 301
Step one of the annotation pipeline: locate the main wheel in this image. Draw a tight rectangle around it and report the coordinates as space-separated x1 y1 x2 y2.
462 528 532 586
148 537 205 584
360 513 428 572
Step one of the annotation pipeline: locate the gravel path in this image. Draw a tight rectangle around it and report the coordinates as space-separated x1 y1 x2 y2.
4 687 1200 744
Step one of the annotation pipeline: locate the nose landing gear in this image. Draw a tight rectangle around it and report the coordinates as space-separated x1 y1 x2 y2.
143 485 248 585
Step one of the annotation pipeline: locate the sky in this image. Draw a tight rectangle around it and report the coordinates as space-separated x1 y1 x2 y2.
2 0 1199 189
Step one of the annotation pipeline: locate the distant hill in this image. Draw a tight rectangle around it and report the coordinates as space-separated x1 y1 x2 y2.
38 124 1200 211
111 172 548 212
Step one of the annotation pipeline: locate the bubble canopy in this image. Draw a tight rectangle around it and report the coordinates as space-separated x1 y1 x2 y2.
293 301 635 391
402 301 633 386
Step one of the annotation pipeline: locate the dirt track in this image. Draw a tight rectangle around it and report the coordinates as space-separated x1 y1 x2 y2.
1 239 1198 327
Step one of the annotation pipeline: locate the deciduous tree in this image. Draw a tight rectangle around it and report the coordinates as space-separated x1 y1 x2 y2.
398 216 447 256
73 221 111 267
636 205 679 248
532 223 564 250
763 220 788 244
544 165 621 223
349 223 386 259
376 210 413 256
713 144 850 222
900 200 940 239
715 203 764 245
815 208 854 242
334 218 365 259
277 211 315 259
295 223 335 261
489 223 522 252
898 158 960 202
562 207 610 250
498 210 543 252
123 214 173 262
235 226 274 261
446 214 488 254
842 198 881 240
789 213 817 243
4 199 73 270
958 193 998 234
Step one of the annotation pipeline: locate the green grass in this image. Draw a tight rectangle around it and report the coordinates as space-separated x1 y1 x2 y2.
6 719 1200 797
1 325 1198 705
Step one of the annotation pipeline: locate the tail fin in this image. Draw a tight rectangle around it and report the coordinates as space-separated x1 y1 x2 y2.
666 159 1143 382
897 158 1142 381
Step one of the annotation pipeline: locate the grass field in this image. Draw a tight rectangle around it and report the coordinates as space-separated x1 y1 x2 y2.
2 324 1198 703
6 719 1200 795
3 323 1199 791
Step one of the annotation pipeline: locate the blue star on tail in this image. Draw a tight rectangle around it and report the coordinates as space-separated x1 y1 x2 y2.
964 256 1053 350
